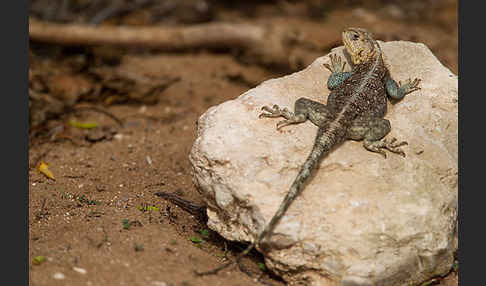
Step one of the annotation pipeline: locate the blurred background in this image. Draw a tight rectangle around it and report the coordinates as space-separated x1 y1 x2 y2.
29 0 457 130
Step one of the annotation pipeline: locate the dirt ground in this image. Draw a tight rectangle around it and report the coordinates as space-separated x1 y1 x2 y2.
29 1 458 285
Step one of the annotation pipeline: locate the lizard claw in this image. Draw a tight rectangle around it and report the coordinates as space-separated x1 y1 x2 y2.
382 137 408 157
364 137 408 158
323 54 346 74
399 78 421 95
259 104 305 130
259 104 288 119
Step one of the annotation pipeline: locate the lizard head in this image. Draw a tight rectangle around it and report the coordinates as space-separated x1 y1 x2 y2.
342 28 377 65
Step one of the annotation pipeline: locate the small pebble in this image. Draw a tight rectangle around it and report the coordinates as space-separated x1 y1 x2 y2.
114 134 124 141
73 266 87 274
53 272 65 280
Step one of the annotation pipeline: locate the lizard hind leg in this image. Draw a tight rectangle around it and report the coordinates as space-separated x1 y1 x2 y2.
259 104 306 130
348 117 408 158
259 97 332 130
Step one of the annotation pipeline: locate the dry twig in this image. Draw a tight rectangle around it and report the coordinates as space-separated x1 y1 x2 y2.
29 17 323 70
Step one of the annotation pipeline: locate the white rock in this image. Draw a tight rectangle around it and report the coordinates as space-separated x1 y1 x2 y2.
189 41 458 286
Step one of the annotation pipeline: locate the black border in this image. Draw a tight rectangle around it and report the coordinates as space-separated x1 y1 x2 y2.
458 1 474 286
3 0 29 285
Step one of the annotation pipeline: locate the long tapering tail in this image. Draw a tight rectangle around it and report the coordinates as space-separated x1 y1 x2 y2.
251 128 338 249
195 128 341 276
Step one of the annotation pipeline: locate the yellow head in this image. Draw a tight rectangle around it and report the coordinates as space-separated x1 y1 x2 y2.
342 28 377 65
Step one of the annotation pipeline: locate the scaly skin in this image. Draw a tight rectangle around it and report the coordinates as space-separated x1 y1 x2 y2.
196 27 421 277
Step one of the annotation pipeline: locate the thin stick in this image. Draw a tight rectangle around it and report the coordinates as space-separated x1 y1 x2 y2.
29 17 264 50
29 17 323 70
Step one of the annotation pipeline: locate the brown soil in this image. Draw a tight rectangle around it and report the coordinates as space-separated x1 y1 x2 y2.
29 1 458 286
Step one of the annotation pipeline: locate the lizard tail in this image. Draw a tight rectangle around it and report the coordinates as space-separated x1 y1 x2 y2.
239 127 342 258
195 128 343 276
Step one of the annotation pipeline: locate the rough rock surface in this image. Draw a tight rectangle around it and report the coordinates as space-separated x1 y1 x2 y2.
189 41 458 286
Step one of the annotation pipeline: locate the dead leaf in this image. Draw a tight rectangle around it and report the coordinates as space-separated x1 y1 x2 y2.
38 161 55 180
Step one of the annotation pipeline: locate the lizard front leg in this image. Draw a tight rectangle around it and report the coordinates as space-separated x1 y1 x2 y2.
386 76 421 100
323 54 352 90
260 98 333 130
347 117 407 158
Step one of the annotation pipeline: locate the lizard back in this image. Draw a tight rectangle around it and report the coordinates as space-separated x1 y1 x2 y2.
327 48 389 123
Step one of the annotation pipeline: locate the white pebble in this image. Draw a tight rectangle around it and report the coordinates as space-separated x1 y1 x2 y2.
114 134 124 141
73 266 87 274
53 272 65 280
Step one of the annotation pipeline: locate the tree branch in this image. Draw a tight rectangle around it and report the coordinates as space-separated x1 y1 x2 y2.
29 17 324 70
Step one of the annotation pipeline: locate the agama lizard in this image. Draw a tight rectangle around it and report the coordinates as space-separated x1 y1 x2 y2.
197 27 421 276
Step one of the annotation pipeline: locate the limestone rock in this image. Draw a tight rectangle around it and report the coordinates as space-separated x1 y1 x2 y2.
189 41 458 286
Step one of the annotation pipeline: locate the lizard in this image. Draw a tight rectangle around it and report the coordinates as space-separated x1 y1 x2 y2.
196 27 421 276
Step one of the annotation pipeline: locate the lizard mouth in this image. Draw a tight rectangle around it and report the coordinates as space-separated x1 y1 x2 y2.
342 28 374 65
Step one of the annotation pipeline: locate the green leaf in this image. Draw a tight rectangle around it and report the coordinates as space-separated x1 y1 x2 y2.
68 120 98 129
200 229 209 238
452 260 459 271
77 194 101 206
32 256 46 265
257 262 266 271
138 205 159 212
122 219 131 230
189 236 202 243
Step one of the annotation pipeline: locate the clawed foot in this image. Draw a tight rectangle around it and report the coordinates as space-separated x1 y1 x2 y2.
259 105 304 130
399 78 421 95
323 54 346 74
364 137 408 158
259 105 290 118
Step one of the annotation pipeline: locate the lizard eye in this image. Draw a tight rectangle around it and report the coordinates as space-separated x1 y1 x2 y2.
352 33 359 40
